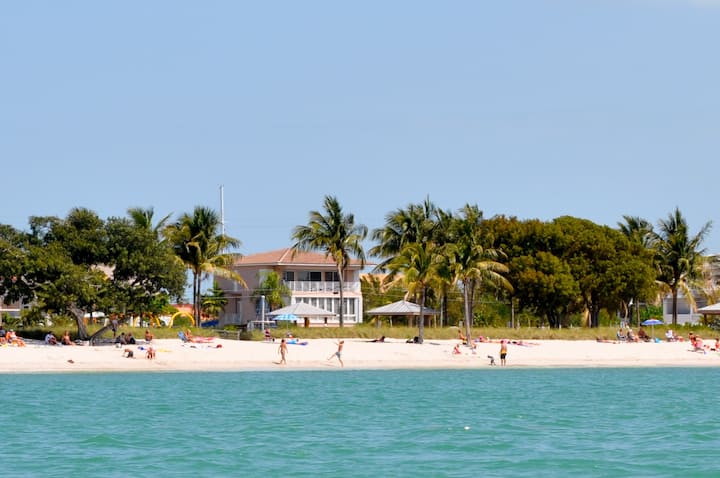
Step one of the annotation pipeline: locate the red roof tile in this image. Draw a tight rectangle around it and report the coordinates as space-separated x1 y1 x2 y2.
234 248 366 267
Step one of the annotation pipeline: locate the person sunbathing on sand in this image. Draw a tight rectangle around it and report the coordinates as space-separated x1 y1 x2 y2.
185 329 197 343
62 331 76 346
45 332 59 345
6 330 26 347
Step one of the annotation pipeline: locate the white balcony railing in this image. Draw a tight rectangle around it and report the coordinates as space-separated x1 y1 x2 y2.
283 281 360 293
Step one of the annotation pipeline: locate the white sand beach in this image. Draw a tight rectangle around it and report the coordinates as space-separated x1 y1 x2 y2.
0 337 718 373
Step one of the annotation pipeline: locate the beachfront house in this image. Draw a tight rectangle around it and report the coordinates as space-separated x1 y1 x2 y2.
215 248 366 329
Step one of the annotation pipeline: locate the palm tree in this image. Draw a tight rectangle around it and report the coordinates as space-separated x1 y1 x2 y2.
618 215 653 249
128 207 171 238
291 196 367 327
386 242 442 343
651 207 711 325
165 206 245 325
446 204 511 344
371 198 450 324
370 197 439 271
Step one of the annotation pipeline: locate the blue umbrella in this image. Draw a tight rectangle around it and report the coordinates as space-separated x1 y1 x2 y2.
274 313 298 321
273 313 298 331
641 318 663 340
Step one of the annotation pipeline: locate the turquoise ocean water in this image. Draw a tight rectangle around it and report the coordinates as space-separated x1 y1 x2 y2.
1 368 718 477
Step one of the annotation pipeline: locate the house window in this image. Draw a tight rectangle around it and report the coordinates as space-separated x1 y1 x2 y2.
326 271 340 282
297 271 322 281
283 271 295 281
346 298 355 315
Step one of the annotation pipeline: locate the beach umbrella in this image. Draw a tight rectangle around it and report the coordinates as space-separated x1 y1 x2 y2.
641 318 663 340
274 313 298 322
273 313 298 331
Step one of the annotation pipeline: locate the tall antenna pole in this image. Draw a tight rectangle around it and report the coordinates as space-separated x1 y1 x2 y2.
219 184 225 236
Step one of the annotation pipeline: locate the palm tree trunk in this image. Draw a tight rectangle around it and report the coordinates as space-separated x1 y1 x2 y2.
463 280 472 345
672 288 678 326
418 288 425 344
440 290 447 328
193 271 201 326
338 264 345 327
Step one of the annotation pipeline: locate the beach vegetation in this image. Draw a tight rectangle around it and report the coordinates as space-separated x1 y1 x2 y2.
1 202 717 335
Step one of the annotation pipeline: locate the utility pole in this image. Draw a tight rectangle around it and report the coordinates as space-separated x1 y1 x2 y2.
219 184 225 236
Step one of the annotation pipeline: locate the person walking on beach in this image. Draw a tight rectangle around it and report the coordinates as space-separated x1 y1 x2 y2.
328 340 344 367
278 338 288 365
499 339 508 366
110 315 119 339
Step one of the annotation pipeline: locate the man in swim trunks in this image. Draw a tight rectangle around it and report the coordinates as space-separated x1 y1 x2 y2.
327 340 344 367
500 339 508 366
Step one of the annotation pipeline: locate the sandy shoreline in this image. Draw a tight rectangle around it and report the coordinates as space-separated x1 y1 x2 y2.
1 337 718 373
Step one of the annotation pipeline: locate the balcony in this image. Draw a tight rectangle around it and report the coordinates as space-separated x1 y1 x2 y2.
283 281 360 293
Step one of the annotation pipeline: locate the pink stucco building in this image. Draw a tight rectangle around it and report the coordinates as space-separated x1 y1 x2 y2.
215 248 366 328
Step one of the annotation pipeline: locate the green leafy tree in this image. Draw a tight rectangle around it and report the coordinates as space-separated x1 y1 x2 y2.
651 207 711 325
24 209 108 338
553 217 636 328
291 196 367 327
105 216 186 317
165 206 245 325
0 225 32 311
484 217 573 327
510 251 579 327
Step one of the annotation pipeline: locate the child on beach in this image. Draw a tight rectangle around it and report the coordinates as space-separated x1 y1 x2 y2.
327 340 344 367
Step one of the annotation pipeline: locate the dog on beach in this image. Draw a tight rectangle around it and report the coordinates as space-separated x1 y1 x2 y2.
487 355 496 366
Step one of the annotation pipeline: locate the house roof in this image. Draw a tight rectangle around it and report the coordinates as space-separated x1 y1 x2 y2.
697 302 720 315
233 248 366 268
366 300 439 316
268 302 337 317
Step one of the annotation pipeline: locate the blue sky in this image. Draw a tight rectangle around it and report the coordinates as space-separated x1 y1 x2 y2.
2 0 719 257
